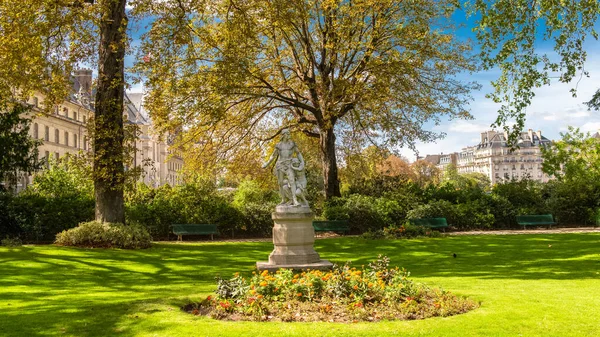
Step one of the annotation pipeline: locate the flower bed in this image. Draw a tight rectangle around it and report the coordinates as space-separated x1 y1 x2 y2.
184 256 478 322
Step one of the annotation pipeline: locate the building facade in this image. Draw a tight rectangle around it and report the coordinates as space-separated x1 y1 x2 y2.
422 129 552 185
19 70 183 190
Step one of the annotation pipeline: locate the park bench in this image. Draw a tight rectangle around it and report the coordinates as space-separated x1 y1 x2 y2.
408 218 449 232
515 214 556 229
312 220 350 235
172 224 219 241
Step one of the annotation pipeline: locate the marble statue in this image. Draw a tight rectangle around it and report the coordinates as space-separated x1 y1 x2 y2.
257 128 332 271
262 128 306 206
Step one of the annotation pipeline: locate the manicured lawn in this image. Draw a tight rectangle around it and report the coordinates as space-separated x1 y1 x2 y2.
1 233 599 336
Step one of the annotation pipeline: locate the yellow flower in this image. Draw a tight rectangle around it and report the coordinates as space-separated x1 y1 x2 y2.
259 281 268 287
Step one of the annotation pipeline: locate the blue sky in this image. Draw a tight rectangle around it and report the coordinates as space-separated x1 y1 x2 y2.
124 5 600 162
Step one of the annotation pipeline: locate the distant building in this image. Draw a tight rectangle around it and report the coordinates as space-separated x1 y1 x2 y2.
417 153 457 171
126 93 183 187
17 70 183 190
457 129 552 184
420 129 553 185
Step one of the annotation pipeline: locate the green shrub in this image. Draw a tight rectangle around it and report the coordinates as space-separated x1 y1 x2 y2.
1 236 22 247
406 200 455 220
126 181 240 239
406 200 494 230
230 180 278 237
55 221 152 249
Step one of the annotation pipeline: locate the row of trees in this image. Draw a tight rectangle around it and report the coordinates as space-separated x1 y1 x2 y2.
3 127 600 242
0 0 597 225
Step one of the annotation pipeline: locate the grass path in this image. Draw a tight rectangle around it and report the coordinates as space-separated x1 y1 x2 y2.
1 233 599 336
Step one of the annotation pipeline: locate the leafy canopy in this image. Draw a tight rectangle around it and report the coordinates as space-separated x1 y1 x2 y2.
471 0 600 143
134 0 479 172
0 103 42 187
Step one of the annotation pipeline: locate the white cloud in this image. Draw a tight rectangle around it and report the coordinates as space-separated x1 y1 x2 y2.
446 120 492 133
579 122 600 133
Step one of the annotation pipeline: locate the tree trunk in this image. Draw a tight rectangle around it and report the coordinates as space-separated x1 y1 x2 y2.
94 0 127 223
320 127 341 199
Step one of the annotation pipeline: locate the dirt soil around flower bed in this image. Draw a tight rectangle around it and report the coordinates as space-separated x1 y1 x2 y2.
183 295 479 323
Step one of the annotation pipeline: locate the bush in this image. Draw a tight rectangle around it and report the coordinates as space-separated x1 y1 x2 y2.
55 221 152 249
406 200 494 230
1 236 22 247
126 181 241 239
231 181 278 237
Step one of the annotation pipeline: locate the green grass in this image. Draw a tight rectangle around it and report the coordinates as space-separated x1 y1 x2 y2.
1 233 600 336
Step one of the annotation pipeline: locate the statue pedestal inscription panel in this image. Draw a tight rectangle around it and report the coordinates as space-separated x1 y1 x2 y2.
256 205 333 271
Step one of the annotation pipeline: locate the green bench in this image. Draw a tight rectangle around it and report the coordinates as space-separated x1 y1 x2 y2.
409 218 449 231
172 224 219 241
312 220 350 235
516 214 556 229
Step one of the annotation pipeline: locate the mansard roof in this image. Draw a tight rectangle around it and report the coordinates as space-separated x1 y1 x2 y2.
477 130 551 150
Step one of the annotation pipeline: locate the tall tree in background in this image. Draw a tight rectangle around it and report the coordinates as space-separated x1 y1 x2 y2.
135 0 479 199
0 104 42 190
472 0 600 142
0 0 128 223
93 0 127 223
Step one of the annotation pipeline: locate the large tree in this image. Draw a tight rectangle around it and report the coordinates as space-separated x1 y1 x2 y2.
135 0 479 199
0 0 128 223
93 0 127 223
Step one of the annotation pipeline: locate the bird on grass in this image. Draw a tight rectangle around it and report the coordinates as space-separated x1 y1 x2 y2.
453 253 457 258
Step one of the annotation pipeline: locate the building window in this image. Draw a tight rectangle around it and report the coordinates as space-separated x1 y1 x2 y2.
63 107 68 117
73 134 78 148
72 111 77 120
83 115 87 124
44 126 49 141
45 151 50 168
84 136 87 151
55 129 59 143
33 123 38 139
55 152 59 161
65 131 69 146
33 97 39 107
512 165 516 170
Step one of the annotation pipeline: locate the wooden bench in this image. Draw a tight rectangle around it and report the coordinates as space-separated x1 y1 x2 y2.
172 224 219 241
516 214 556 229
312 220 350 235
409 218 449 231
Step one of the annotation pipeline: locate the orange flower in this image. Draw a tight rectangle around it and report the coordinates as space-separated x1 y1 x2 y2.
259 281 268 287
353 285 358 290
297 293 302 297
257 295 263 299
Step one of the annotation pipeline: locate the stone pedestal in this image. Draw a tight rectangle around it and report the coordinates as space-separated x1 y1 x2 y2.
256 205 333 271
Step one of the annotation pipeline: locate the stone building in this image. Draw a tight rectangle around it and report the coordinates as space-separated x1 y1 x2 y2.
457 129 552 184
421 129 552 185
126 93 184 187
17 69 183 190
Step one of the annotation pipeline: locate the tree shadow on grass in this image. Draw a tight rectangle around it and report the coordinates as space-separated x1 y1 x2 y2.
315 233 600 281
1 233 599 336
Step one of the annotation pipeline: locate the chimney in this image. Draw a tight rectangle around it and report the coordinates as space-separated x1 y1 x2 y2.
74 69 93 95
536 130 542 139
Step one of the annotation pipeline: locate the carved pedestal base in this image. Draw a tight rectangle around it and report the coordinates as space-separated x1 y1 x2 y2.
256 205 333 272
